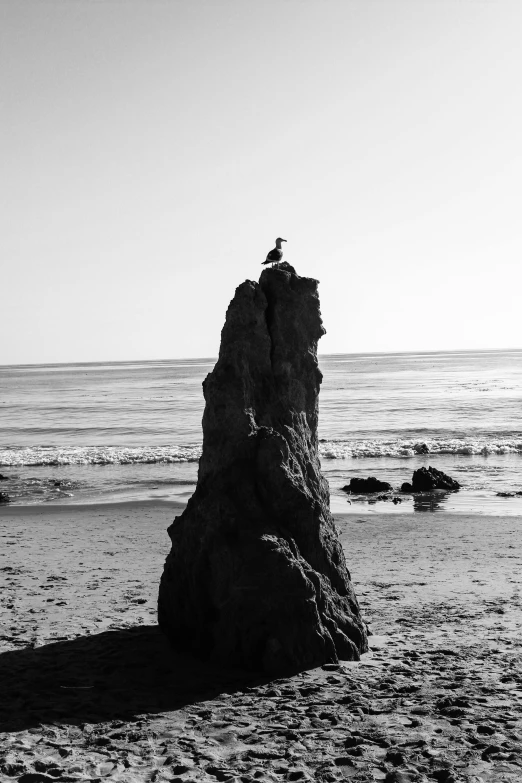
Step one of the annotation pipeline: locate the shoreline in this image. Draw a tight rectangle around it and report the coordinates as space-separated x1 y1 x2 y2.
0 497 186 516
3 449 522 513
4 488 522 516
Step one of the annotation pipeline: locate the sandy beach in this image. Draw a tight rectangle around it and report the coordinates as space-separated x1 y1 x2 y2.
4 0 522 779
1 502 521 783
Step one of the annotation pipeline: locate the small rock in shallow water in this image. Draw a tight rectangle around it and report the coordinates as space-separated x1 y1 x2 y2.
342 477 392 494
411 466 460 491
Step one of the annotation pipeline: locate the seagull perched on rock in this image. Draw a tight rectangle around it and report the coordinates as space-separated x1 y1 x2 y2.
262 237 287 268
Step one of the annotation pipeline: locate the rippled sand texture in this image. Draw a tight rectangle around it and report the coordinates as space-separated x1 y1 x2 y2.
1 502 522 782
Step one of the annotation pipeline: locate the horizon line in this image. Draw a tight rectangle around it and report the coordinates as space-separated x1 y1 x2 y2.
1 346 522 371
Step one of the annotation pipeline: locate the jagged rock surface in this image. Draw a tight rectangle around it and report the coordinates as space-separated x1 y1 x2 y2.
158 265 367 672
411 466 460 492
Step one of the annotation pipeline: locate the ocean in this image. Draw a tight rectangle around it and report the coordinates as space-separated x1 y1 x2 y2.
1 349 522 514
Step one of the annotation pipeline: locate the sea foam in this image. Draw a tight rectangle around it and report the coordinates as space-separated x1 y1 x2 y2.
0 445 202 467
2 437 522 466
319 438 522 459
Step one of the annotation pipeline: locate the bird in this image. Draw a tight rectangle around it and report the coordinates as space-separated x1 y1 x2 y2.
262 237 287 268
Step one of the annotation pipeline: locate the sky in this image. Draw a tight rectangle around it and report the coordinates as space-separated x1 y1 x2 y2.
2 0 522 365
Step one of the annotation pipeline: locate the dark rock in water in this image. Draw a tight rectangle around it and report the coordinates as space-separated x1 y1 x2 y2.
392 497 402 504
0 474 8 481
413 443 429 454
158 266 367 672
496 491 522 498
411 466 460 492
342 477 392 494
400 482 413 493
0 492 10 503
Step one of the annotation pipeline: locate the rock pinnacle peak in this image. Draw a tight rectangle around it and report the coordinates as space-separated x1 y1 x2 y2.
158 268 367 672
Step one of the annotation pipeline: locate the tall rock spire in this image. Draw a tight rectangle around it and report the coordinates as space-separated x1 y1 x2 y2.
158 262 367 672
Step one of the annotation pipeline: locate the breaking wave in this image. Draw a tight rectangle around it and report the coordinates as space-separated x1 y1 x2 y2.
0 445 202 467
2 436 522 466
319 437 522 459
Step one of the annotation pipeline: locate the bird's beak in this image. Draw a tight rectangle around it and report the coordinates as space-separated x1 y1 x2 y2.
282 239 287 242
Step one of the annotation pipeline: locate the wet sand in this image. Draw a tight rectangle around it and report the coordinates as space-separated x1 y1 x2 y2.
1 502 522 782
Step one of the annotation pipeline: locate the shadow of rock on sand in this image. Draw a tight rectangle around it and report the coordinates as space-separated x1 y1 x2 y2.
0 625 260 732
